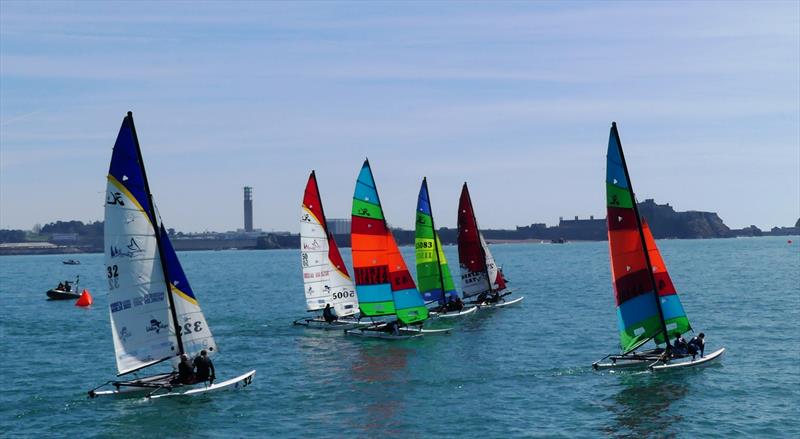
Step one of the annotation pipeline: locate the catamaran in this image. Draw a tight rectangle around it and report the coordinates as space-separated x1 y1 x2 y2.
345 160 450 339
592 122 725 371
415 178 477 319
88 112 255 398
457 183 524 309
294 170 367 330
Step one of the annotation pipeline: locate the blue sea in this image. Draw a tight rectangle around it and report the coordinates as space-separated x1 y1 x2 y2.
1 236 798 438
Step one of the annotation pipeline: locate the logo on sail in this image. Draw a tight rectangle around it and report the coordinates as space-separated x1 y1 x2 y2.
146 319 168 334
110 238 145 258
303 240 321 250
107 191 125 206
119 327 131 342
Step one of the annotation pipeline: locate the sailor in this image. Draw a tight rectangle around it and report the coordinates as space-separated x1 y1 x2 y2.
194 349 216 384
476 291 489 304
446 296 457 312
672 334 689 356
487 292 501 303
322 303 337 324
383 320 400 335
687 333 706 359
57 282 64 290
175 353 195 385
63 281 71 292
453 296 464 311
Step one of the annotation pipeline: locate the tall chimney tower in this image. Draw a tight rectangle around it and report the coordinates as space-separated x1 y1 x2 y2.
243 186 253 232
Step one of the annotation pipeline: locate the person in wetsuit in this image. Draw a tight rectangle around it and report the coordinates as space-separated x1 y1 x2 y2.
672 334 689 356
175 353 195 385
688 333 706 359
194 349 216 384
453 296 464 311
322 303 337 324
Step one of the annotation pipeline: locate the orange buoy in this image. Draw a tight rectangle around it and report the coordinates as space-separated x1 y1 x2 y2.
75 290 93 307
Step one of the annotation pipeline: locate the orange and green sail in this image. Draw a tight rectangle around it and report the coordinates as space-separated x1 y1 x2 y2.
351 160 428 325
606 122 691 353
415 178 458 305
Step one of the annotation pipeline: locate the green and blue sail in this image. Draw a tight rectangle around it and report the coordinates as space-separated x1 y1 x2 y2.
415 178 458 305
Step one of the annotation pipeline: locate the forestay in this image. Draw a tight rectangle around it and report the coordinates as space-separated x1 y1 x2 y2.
300 171 358 317
351 160 428 325
457 183 507 298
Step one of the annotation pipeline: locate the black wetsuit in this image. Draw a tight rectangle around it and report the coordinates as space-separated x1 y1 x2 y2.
323 305 337 323
177 358 195 384
194 355 215 383
688 337 705 357
673 337 688 355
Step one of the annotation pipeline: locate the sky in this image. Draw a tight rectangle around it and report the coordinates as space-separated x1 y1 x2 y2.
1 1 798 233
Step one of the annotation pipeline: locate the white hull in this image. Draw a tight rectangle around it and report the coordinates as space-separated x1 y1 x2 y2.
91 370 255 398
650 348 725 371
429 305 478 319
593 347 725 371
344 327 423 340
477 296 524 309
293 317 368 331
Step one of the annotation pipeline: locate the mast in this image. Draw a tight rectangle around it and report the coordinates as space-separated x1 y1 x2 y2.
423 178 448 302
611 121 671 353
127 111 185 356
464 182 494 295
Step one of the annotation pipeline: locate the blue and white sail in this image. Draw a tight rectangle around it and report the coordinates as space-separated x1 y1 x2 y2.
104 112 216 376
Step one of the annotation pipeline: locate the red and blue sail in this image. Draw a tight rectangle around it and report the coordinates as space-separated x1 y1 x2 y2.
351 160 428 325
606 122 691 353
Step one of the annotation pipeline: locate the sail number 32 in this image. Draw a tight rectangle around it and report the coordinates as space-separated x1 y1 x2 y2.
107 264 119 289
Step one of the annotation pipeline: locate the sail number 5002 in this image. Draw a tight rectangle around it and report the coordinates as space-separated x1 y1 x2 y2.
332 291 356 300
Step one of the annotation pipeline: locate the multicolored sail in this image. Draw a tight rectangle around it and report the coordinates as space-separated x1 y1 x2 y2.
351 160 428 325
606 122 690 353
457 183 507 298
300 171 358 317
104 112 215 376
415 178 458 304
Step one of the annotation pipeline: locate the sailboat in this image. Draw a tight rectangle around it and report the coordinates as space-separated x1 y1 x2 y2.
592 122 725 371
457 183 524 308
415 178 477 318
344 160 450 339
294 170 367 330
88 112 255 398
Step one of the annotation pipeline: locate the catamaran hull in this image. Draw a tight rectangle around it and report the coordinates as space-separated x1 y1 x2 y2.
429 305 478 319
46 289 82 300
90 370 256 398
150 370 256 398
650 348 725 371
293 317 369 331
593 348 725 371
476 296 524 309
344 328 423 340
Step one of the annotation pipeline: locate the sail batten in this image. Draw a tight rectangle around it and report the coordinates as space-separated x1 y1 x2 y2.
351 161 428 324
606 123 690 353
300 171 358 317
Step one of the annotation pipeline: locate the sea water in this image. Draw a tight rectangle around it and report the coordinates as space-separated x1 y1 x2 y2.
1 236 798 438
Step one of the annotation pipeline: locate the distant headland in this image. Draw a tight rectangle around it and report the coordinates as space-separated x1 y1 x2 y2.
1 199 797 255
